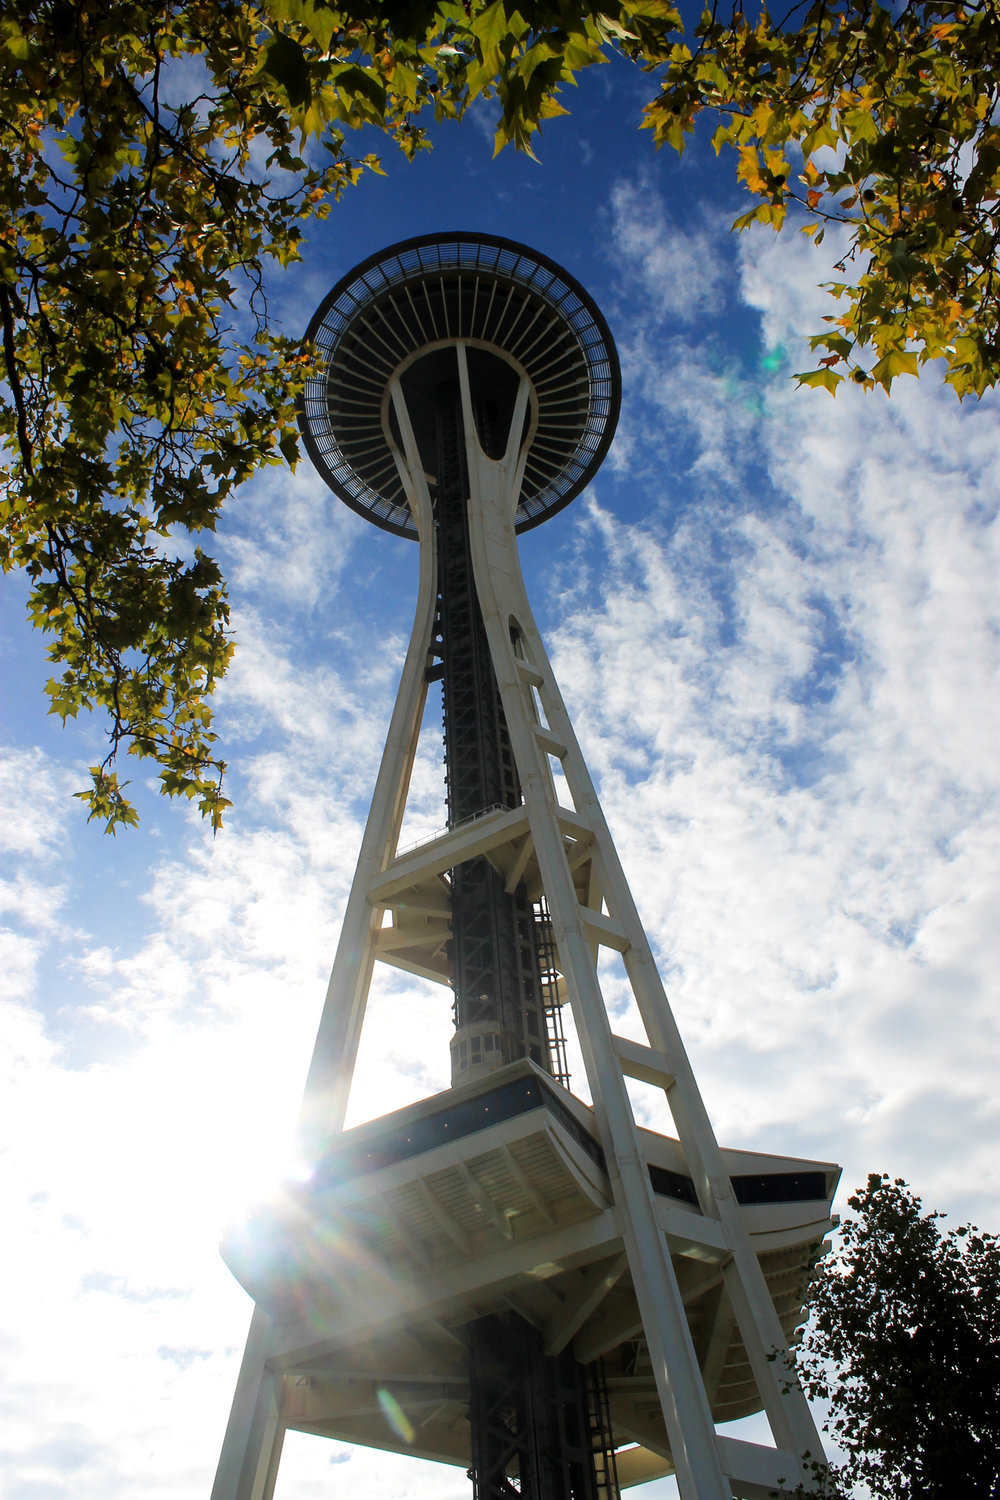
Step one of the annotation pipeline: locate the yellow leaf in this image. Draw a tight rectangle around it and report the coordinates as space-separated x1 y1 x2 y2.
752 100 773 138
737 145 767 192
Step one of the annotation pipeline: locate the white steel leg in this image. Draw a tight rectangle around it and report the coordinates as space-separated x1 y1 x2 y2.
214 445 437 1499
455 344 821 1493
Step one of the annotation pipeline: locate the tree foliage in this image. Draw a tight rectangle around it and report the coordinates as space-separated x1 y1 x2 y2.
797 1174 1000 1498
1 0 997 827
647 0 1000 399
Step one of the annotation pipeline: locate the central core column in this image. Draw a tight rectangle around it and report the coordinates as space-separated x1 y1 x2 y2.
423 369 613 1500
432 376 551 1087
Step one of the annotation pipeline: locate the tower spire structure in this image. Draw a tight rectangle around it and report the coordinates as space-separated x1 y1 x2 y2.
213 234 839 1500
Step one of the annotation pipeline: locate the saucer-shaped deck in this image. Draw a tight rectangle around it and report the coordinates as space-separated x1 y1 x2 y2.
224 1060 838 1485
299 233 621 538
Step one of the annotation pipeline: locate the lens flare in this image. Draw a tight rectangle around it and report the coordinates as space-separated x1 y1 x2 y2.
376 1386 415 1444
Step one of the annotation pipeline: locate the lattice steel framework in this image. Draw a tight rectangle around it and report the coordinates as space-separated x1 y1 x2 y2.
432 377 552 1078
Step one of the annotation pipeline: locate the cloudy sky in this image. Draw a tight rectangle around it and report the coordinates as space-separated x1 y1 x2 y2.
2 51 998 1500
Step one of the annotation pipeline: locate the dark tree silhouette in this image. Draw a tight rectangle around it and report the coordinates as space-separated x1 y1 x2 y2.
797 1173 1000 1498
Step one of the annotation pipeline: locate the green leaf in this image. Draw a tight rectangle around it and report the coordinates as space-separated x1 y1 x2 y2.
279 428 300 466
471 0 510 56
870 347 919 388
794 367 843 394
297 0 341 52
262 33 312 109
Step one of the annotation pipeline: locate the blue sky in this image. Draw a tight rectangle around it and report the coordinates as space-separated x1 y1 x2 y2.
2 53 999 1500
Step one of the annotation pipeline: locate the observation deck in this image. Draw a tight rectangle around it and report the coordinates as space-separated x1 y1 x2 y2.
223 1060 838 1486
298 232 621 537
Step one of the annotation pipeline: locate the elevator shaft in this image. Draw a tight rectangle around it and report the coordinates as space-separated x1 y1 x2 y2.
467 1314 610 1500
430 375 617 1500
434 381 550 1079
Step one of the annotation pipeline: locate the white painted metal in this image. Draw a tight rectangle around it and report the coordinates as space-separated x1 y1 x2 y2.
210 1307 284 1500
212 337 827 1500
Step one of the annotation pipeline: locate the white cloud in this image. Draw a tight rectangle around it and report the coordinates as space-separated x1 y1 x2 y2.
542 222 1000 1234
608 177 727 324
0 748 76 1008
602 177 768 489
222 464 361 612
0 747 75 857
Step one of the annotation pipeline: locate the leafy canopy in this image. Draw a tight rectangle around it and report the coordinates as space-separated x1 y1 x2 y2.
646 0 1000 399
1 0 997 828
797 1174 1000 1498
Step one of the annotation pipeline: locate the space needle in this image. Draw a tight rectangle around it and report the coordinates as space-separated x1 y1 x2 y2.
212 233 839 1500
